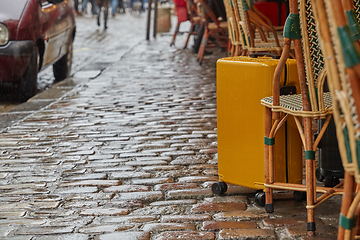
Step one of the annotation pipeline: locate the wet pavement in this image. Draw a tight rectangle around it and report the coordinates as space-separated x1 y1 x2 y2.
0 10 341 240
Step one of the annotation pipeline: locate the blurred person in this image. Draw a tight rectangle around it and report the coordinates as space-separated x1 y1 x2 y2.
140 0 144 11
74 0 79 14
118 0 125 13
129 0 136 10
96 0 111 28
111 0 118 16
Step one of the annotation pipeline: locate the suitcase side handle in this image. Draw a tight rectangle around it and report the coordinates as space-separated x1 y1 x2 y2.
249 53 280 59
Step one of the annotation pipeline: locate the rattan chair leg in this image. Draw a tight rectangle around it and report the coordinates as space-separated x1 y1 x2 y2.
344 192 360 239
305 157 316 235
184 22 195 49
197 33 208 64
170 23 181 46
352 204 360 239
292 34 315 235
303 116 316 236
338 172 355 240
264 107 274 212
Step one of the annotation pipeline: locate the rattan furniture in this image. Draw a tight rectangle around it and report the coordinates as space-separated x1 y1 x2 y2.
312 0 360 239
223 0 242 56
261 0 344 236
170 0 202 49
196 0 228 64
234 0 286 56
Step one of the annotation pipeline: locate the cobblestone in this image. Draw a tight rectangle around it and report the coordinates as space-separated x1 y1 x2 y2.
219 229 276 239
104 185 150 193
150 199 197 206
58 180 121 187
154 182 198 191
202 220 258 230
161 214 212 222
167 188 213 199
191 202 247 213
153 231 215 240
78 224 134 233
79 208 129 216
102 215 157 223
116 191 164 201
213 209 269 221
142 223 196 232
94 231 150 240
15 226 75 235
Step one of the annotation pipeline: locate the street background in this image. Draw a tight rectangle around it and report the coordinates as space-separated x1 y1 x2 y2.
0 9 341 239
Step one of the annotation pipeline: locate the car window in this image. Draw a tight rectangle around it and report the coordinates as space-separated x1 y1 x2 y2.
0 0 28 21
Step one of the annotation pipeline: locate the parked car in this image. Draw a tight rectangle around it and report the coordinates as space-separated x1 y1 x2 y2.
0 0 76 102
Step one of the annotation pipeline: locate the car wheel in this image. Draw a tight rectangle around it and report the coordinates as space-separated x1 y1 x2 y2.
18 46 39 102
53 38 73 82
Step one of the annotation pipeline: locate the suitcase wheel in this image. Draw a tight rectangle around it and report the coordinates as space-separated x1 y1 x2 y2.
293 191 306 201
324 176 340 188
211 182 227 196
255 191 265 207
316 168 324 182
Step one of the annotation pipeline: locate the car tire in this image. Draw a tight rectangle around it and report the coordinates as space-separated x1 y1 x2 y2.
53 38 73 82
18 46 39 102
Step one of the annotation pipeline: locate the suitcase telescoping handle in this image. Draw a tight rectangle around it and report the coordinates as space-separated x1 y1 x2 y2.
249 53 280 59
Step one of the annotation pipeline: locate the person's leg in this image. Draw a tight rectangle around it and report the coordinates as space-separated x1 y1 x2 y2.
96 0 101 25
82 0 88 12
130 0 135 9
104 1 109 28
74 0 79 13
111 0 118 15
140 0 144 11
92 0 98 15
118 0 124 12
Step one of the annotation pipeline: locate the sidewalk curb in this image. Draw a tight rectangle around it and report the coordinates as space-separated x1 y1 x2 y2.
0 77 86 132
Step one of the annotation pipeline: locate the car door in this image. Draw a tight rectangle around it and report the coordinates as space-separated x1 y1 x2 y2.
40 0 72 68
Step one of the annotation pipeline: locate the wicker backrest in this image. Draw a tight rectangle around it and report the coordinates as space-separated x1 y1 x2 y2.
299 0 326 113
355 0 360 20
223 0 237 46
312 0 360 181
230 0 248 48
236 0 252 46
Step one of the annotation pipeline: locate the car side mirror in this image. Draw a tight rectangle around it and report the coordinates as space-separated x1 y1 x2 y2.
48 0 64 4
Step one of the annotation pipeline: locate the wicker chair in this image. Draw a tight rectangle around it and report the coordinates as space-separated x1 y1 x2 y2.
246 0 284 41
183 0 202 49
196 0 228 65
234 0 286 56
261 0 343 236
223 0 242 56
312 0 360 239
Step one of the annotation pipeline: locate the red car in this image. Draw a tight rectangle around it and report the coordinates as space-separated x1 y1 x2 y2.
0 0 76 102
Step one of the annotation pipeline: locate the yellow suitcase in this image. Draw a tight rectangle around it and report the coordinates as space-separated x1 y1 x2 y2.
214 55 303 194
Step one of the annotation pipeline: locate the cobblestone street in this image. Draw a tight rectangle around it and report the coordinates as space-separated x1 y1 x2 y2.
0 11 341 240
